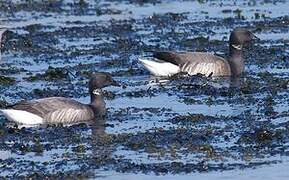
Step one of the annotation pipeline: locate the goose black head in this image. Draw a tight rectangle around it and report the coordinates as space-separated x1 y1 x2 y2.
89 72 120 95
229 28 259 50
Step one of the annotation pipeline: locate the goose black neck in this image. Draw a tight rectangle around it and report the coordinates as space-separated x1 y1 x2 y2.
90 89 103 104
228 43 244 77
89 89 106 116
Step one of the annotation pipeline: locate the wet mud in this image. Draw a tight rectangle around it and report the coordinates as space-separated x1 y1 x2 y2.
0 0 288 179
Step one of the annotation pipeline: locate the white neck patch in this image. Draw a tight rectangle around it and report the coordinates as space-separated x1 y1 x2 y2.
232 44 243 50
92 89 102 96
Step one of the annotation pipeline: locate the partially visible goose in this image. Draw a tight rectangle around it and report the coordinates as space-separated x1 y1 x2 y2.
0 72 120 125
0 28 6 59
0 28 5 43
139 28 259 77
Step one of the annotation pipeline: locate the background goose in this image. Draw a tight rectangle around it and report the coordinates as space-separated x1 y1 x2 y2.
139 28 259 77
0 72 120 125
0 28 6 60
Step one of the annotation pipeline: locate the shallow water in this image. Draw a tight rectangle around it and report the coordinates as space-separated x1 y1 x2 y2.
0 0 288 179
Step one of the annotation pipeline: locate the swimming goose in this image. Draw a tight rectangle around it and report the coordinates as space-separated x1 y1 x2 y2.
0 72 120 125
139 28 259 77
0 28 6 43
0 28 6 59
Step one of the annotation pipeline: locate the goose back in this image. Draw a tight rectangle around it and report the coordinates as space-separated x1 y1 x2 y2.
9 97 95 123
154 52 231 76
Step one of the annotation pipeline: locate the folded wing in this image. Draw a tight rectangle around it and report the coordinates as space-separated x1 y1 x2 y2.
8 97 94 123
153 51 231 76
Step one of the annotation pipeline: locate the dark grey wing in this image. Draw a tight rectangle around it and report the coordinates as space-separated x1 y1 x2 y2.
9 97 90 119
153 51 187 66
178 52 231 76
154 52 231 76
45 108 95 124
8 100 48 118
153 51 221 66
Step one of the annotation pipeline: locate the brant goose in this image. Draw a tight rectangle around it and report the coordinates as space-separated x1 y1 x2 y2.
0 28 6 59
0 72 120 125
139 28 259 77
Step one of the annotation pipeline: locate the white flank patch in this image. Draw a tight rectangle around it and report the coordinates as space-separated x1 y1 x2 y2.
0 109 43 125
139 58 179 76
